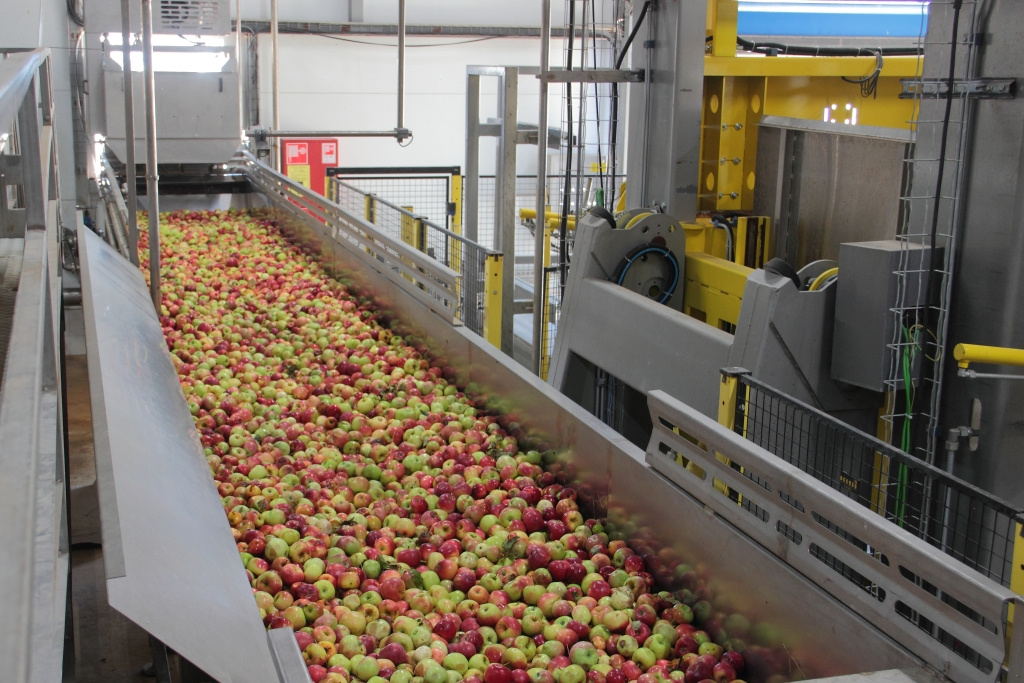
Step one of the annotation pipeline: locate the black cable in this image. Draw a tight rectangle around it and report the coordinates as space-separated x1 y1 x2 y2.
614 1 652 70
558 0 576 289
590 3 605 205
734 36 920 58
841 50 883 98
922 1 964 355
608 0 653 213
897 0 962 458
67 0 85 27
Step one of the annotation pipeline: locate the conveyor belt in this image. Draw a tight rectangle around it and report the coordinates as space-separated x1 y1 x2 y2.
0 237 25 394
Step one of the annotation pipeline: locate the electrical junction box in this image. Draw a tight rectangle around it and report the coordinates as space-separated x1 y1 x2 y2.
831 240 939 392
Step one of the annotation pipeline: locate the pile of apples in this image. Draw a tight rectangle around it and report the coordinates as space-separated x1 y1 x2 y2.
140 210 759 683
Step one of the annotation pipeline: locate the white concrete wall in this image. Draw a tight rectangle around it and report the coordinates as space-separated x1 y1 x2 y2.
257 33 573 172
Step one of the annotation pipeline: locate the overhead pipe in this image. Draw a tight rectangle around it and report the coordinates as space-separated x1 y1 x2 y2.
141 0 161 311
531 0 551 376
251 129 408 138
397 0 406 136
238 21 616 43
271 0 280 169
120 0 139 265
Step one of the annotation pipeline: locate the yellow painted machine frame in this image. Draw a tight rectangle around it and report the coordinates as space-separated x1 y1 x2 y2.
700 0 922 213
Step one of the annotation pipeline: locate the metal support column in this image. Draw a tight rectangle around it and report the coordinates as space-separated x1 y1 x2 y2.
120 0 139 264
236 0 244 136
141 0 161 310
625 0 708 219
464 74 480 243
271 0 280 169
397 0 406 134
532 0 551 376
497 69 519 356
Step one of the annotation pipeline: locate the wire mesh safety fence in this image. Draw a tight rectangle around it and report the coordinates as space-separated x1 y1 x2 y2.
332 179 495 336
475 173 626 279
326 168 456 230
726 369 1022 589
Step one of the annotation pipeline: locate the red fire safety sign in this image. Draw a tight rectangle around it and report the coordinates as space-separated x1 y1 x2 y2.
280 138 338 197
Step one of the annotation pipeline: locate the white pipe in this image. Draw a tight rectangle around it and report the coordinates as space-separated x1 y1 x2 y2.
236 0 243 138
397 0 406 133
271 0 280 169
532 0 551 376
120 0 139 265
141 0 160 311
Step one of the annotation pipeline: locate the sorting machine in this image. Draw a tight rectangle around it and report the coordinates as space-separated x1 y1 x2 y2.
71 151 1024 683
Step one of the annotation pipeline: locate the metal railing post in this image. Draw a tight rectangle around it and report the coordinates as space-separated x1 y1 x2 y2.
141 0 161 311
120 0 140 264
532 0 551 376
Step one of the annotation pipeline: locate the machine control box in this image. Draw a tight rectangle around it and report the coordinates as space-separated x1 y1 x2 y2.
831 240 939 391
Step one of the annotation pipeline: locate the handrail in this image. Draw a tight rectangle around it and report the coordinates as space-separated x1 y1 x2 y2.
0 49 47 135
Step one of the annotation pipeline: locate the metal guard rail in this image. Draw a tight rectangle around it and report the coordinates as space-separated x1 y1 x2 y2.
234 151 462 324
646 390 1022 683
0 48 68 683
725 368 1023 589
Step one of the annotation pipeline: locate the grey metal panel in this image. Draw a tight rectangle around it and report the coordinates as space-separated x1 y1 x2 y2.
645 389 1016 683
754 116 911 268
78 227 286 683
625 1 707 220
730 268 879 421
551 277 731 420
928 0 1024 508
103 67 240 165
832 241 934 391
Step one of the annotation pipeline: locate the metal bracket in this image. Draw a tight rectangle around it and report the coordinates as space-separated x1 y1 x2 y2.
541 68 645 83
900 78 1016 99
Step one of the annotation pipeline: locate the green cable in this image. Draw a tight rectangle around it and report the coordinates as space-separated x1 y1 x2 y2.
895 325 920 527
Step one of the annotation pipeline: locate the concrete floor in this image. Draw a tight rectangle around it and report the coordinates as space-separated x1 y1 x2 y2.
66 351 152 682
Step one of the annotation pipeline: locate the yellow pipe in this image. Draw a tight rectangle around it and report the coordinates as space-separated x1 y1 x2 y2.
520 208 575 228
954 343 1024 370
808 267 838 292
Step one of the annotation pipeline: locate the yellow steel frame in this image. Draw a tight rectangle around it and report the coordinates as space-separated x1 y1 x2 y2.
683 252 750 330
364 195 375 225
400 207 424 252
483 254 503 348
700 0 922 213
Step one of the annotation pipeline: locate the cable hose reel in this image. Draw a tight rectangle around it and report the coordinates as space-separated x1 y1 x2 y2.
613 242 681 305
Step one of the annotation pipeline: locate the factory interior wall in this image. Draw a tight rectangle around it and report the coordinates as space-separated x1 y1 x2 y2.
256 33 571 173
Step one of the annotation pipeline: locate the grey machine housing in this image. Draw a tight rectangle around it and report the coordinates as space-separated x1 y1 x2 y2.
549 208 879 446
